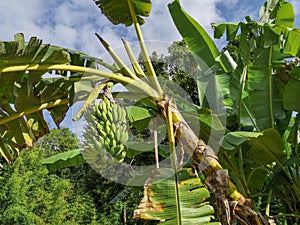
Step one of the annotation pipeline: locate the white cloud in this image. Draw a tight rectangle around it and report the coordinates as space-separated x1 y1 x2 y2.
181 0 224 26
141 0 224 43
0 0 298 58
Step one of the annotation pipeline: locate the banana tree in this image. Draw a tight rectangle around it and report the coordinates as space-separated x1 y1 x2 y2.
1 0 300 224
169 0 300 223
209 1 300 223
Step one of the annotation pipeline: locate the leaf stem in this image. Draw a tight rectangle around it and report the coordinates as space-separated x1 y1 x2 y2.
0 98 69 125
268 46 275 129
127 0 163 96
242 102 260 131
121 37 148 80
166 100 182 225
153 117 159 169
0 64 159 99
265 189 272 217
95 33 140 80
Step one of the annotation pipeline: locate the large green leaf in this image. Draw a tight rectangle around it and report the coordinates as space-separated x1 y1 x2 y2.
259 0 295 27
247 47 274 130
212 6 295 131
0 34 106 163
168 0 222 71
274 1 295 28
220 131 263 151
41 149 85 171
93 0 152 26
246 166 269 195
134 168 220 225
245 128 286 165
168 1 235 112
282 29 300 56
283 78 300 112
126 105 156 130
0 34 71 162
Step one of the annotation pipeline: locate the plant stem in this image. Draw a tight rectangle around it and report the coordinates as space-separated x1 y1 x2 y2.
126 0 163 96
268 46 275 129
95 33 140 80
238 65 248 130
242 101 260 131
222 152 250 196
265 189 272 216
122 37 147 80
166 100 182 225
238 146 247 191
294 113 300 181
0 98 69 125
153 117 159 169
0 64 159 100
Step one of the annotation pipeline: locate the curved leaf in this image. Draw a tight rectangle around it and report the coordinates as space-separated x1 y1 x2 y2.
41 149 85 171
93 0 152 26
220 131 262 151
246 166 269 195
245 128 286 165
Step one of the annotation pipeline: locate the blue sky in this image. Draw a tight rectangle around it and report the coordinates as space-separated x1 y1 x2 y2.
1 0 299 58
1 0 299 131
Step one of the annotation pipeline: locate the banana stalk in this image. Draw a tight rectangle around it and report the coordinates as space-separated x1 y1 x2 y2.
157 97 268 225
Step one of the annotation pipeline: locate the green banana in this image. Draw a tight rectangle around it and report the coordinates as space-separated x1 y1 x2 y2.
102 99 107 115
111 123 117 136
82 94 129 165
111 139 117 150
107 108 113 123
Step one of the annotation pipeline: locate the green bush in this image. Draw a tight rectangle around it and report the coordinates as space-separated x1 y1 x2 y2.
0 147 98 225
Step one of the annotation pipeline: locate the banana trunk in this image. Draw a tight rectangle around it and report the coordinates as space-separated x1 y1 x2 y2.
163 100 268 225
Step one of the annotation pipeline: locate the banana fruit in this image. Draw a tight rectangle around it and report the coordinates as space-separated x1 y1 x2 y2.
81 95 129 168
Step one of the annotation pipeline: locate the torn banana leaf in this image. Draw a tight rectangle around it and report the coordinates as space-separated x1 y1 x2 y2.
134 168 220 225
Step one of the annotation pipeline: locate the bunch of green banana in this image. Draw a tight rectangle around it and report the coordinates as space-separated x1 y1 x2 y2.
81 96 129 169
81 125 114 170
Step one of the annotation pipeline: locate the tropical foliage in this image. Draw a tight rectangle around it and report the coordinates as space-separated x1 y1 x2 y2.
0 129 157 224
0 143 98 225
0 0 300 224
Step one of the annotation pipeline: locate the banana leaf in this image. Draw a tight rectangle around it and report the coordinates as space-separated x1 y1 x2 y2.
245 128 286 165
134 168 220 225
0 33 105 163
93 0 152 26
220 131 262 151
212 1 297 131
168 0 233 111
41 149 85 171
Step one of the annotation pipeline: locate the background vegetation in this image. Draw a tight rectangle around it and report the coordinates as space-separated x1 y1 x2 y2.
0 0 300 224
